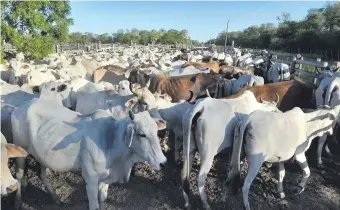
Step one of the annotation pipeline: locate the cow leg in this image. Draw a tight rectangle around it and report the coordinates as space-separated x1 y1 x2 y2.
85 178 100 210
181 138 196 209
174 135 182 163
243 154 264 210
197 153 214 210
317 134 327 166
15 157 26 210
99 182 109 210
40 166 63 204
277 162 286 199
294 153 310 194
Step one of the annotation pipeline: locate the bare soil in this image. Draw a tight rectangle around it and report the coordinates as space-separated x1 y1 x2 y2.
2 134 340 210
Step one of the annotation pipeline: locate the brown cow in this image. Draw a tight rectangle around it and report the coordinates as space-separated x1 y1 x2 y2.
1 133 27 196
181 61 228 73
220 66 255 79
92 65 130 85
225 78 317 112
129 71 219 102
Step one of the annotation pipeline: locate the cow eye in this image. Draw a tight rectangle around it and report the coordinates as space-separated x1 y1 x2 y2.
138 134 146 138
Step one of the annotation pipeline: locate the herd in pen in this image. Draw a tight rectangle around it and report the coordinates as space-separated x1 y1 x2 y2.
1 45 340 210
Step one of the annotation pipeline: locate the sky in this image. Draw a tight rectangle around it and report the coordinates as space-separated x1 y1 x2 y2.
69 1 329 42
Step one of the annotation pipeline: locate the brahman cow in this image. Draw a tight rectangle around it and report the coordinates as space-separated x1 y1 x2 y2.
181 91 280 210
12 98 167 210
181 61 228 73
226 79 317 112
128 71 219 102
315 76 340 166
227 106 339 210
1 132 28 196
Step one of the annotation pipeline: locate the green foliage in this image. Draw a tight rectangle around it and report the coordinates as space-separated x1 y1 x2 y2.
68 28 198 46
210 2 340 60
1 0 73 59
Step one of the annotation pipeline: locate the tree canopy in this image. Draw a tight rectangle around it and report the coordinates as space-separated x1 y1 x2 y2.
68 28 200 46
209 2 340 60
1 0 73 59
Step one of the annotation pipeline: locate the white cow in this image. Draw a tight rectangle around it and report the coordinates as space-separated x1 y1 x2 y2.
267 63 290 83
11 98 167 210
181 91 280 210
314 76 340 166
1 132 28 196
227 106 339 210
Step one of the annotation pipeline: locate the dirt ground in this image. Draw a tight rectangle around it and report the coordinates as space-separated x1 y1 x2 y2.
2 133 340 210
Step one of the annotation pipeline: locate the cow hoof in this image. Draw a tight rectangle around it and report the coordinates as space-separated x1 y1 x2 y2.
278 192 286 199
333 160 340 166
21 177 28 188
317 163 324 169
15 198 22 210
53 197 66 205
203 203 212 210
264 162 272 168
294 186 305 195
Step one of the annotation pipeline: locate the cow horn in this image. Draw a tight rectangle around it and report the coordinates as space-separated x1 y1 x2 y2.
206 89 211 98
274 93 280 104
129 110 135 120
145 78 151 88
187 90 194 103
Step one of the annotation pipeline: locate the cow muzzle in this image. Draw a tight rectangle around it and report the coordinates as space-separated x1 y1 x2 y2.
149 155 167 171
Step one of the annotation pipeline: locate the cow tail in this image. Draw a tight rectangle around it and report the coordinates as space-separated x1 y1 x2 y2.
181 102 204 196
325 79 339 106
226 119 249 193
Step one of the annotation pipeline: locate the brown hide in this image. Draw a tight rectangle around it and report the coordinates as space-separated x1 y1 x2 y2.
182 62 227 73
149 73 218 102
225 79 317 112
93 65 128 84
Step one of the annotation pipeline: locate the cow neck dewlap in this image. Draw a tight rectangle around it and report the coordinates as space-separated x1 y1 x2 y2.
305 111 334 142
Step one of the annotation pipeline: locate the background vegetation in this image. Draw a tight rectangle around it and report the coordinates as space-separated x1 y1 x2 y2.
209 2 340 60
1 1 339 62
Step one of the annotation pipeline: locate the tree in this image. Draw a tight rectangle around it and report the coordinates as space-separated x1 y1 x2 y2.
323 2 340 32
1 0 73 60
150 29 161 45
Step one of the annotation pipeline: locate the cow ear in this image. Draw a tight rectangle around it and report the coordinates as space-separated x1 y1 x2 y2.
125 97 139 109
155 119 166 130
6 144 28 158
32 85 40 93
125 124 134 147
57 84 67 92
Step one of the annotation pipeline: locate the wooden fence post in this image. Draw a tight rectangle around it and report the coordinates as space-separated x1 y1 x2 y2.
77 43 80 50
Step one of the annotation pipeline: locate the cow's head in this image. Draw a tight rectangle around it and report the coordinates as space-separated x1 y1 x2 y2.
118 80 133 96
127 69 151 87
125 81 157 112
125 111 167 171
1 139 27 196
32 81 73 109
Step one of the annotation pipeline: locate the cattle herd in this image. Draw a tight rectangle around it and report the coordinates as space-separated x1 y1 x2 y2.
1 46 340 210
